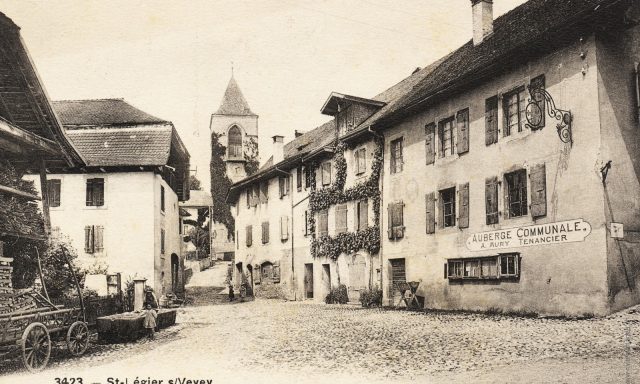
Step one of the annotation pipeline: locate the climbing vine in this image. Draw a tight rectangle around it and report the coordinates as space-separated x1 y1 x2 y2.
309 136 383 260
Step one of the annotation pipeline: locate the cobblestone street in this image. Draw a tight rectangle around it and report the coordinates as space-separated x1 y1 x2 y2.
4 296 640 384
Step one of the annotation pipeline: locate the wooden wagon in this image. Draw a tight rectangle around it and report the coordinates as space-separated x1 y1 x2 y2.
0 254 90 372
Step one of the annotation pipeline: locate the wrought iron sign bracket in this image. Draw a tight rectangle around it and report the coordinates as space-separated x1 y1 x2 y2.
525 86 573 146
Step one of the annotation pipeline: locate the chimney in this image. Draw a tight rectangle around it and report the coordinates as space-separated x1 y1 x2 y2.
272 135 284 164
471 0 493 45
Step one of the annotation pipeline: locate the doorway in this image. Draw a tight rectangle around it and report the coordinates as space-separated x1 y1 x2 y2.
304 263 314 299
389 258 406 305
171 253 179 292
348 254 366 302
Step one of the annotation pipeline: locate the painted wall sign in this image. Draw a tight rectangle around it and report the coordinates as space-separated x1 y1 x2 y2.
466 219 592 251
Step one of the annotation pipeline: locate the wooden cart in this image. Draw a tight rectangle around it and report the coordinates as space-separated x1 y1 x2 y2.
0 251 89 372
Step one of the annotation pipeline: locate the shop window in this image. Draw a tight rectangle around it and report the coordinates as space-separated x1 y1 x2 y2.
446 254 519 280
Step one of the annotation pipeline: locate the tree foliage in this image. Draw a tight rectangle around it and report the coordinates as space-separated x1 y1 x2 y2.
243 136 259 177
189 175 203 191
210 132 235 239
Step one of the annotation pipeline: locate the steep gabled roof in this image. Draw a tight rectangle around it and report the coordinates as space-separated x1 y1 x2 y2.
181 190 213 208
53 99 167 127
65 124 174 167
373 0 627 128
214 76 256 116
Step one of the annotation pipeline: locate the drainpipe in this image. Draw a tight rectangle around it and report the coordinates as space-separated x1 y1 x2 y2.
368 126 385 298
635 63 640 122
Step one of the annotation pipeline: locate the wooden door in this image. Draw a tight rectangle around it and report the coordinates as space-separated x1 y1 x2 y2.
322 264 331 297
348 254 366 302
304 263 314 299
389 258 406 303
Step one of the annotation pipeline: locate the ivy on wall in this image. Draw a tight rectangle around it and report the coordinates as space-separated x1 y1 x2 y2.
210 132 235 239
309 136 383 260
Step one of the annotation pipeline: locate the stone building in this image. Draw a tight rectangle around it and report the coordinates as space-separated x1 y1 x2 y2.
228 0 640 315
28 99 190 296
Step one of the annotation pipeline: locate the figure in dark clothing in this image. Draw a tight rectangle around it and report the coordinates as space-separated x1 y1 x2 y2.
228 285 235 302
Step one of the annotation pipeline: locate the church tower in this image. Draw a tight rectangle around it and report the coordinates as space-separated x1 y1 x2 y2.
210 75 258 183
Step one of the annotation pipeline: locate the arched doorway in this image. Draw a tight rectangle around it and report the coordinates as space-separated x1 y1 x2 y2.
171 253 179 293
228 125 242 159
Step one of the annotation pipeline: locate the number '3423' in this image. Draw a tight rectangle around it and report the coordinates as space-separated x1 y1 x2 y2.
55 378 83 384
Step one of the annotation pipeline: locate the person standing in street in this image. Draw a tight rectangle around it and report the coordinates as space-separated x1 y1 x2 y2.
143 304 158 339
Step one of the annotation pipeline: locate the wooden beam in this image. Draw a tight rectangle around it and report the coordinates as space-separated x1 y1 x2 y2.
0 117 60 154
0 183 40 200
39 159 50 235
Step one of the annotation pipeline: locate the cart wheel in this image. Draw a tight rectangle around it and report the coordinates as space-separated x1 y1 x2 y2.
66 321 90 356
21 322 51 372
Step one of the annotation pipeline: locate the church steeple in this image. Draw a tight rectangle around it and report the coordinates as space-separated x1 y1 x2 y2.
214 76 256 116
210 74 259 184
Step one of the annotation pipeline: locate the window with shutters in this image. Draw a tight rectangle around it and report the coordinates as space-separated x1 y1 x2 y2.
47 179 61 208
485 177 499 225
390 137 403 174
387 201 404 240
160 186 165 213
356 200 368 231
335 204 348 234
505 169 528 218
456 108 469 154
86 178 104 207
246 225 252 247
447 254 519 280
260 182 269 203
503 86 527 136
439 187 456 228
279 176 289 198
296 166 303 191
354 148 366 175
261 221 270 244
318 209 329 237
160 229 165 254
280 216 289 241
425 123 436 165
438 117 456 158
485 96 499 145
84 225 104 254
321 162 332 186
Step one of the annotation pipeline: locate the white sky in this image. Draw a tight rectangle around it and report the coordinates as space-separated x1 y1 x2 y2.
1 0 526 191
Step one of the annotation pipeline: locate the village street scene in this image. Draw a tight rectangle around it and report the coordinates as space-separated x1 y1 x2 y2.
2 0 640 383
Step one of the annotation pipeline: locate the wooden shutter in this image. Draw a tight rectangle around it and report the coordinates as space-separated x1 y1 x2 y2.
246 225 252 247
458 183 469 229
318 210 328 237
161 186 165 212
425 123 436 165
279 177 284 198
358 200 368 231
95 179 104 206
84 226 93 253
456 109 470 154
485 96 498 145
95 226 104 252
246 190 250 208
530 163 547 218
262 222 269 243
297 166 303 190
485 177 499 224
425 192 436 234
387 203 394 239
335 205 347 234
390 143 397 174
86 179 93 206
359 149 366 174
280 216 289 240
322 162 332 185
393 201 404 239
